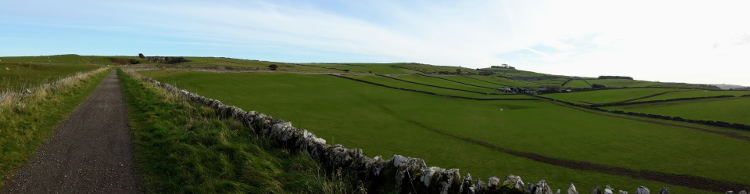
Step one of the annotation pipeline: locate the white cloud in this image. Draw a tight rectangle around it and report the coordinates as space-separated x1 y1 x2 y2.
2 0 749 85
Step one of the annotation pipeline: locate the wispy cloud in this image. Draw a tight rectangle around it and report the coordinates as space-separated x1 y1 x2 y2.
1 0 749 85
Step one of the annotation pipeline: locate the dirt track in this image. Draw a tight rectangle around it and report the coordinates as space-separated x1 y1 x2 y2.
3 70 139 193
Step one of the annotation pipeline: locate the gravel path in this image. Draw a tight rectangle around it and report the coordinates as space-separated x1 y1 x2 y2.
3 70 139 194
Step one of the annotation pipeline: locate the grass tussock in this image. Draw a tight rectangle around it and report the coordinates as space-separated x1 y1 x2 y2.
0 67 110 188
119 69 367 194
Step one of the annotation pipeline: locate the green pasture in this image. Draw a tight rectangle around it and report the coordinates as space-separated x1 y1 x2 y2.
607 97 750 126
564 80 591 88
648 82 720 90
0 63 101 92
141 69 750 193
309 63 418 74
584 79 660 88
633 90 750 101
464 75 539 88
392 63 481 74
390 75 496 93
542 88 689 104
437 76 506 88
344 74 509 98
528 78 568 85
182 57 336 72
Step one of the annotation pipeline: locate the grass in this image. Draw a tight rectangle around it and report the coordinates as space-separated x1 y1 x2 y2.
584 79 661 88
118 69 369 193
606 97 750 126
633 90 750 101
0 68 109 188
0 63 101 93
564 80 591 88
528 78 568 85
390 74 496 93
341 74 505 98
140 69 750 193
306 63 419 74
392 63 481 74
438 76 506 88
542 88 690 104
464 75 539 88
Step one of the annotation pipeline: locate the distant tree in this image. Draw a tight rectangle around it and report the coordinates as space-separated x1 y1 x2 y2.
456 69 462 75
138 53 145 59
343 69 350 73
269 64 278 70
368 71 372 74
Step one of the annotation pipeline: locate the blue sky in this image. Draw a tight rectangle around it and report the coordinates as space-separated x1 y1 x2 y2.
2 0 749 85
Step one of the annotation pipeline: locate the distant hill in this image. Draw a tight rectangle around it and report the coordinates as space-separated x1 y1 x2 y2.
712 84 748 90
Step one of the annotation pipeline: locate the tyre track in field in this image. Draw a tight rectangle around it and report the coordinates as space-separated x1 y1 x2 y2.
546 101 750 142
404 120 750 193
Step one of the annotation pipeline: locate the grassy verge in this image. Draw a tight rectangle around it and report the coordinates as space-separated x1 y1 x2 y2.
0 68 110 188
118 69 361 193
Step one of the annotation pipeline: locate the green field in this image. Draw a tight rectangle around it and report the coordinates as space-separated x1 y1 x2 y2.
393 63 481 74
140 69 750 193
564 80 591 88
607 97 750 126
0 63 100 92
633 90 750 101
308 63 419 74
389 75 496 93
584 79 661 88
464 75 539 88
542 88 690 104
528 78 568 85
437 76 506 88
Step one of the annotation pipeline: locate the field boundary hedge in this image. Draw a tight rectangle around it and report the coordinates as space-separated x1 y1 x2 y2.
592 95 736 107
129 70 693 194
331 74 536 101
533 95 750 131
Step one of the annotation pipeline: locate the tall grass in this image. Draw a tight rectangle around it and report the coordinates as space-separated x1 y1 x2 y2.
119 69 367 193
0 67 110 188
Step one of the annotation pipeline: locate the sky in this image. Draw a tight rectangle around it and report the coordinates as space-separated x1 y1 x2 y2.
1 0 749 86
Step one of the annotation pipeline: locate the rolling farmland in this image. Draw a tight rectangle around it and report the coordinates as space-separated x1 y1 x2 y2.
140 69 750 193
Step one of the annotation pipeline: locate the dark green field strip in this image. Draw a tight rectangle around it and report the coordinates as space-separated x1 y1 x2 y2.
332 74 535 100
416 74 496 89
459 75 509 87
429 75 504 88
544 100 750 142
633 90 750 102
406 119 750 193
542 88 687 105
376 75 492 95
463 75 539 88
594 95 736 107
603 91 675 104
606 97 750 126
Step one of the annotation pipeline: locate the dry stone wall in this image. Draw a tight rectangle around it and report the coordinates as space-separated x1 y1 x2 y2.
124 69 736 194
